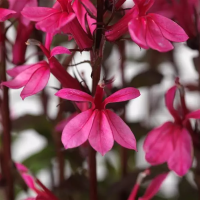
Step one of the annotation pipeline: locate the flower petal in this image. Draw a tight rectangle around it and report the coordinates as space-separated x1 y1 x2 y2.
143 122 174 165
61 109 97 149
55 88 94 107
102 87 140 108
51 46 71 57
168 128 193 176
1 62 47 89
146 16 173 52
150 13 189 42
128 17 149 49
22 7 59 21
20 66 50 99
139 172 168 200
89 110 114 155
165 85 180 121
185 110 200 119
7 65 32 77
0 8 16 21
105 109 137 150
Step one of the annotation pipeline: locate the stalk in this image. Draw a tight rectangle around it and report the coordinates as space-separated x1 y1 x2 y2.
0 23 14 200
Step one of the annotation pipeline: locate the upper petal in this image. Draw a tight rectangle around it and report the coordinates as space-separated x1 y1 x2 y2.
143 122 174 165
89 110 114 156
55 88 95 108
149 13 189 42
168 128 193 176
146 16 174 52
61 109 97 149
165 85 180 121
102 87 140 108
50 46 71 57
128 17 149 49
0 8 16 21
185 110 200 119
105 110 137 150
21 66 50 99
21 7 59 21
139 172 168 200
1 62 47 89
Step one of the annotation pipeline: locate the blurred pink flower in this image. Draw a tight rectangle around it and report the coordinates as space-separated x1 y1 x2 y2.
16 163 58 200
2 61 50 100
144 82 200 176
55 85 140 155
138 173 168 200
21 0 93 49
106 0 188 52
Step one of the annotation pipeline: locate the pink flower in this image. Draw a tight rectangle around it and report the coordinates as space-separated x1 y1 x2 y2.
143 81 200 176
16 163 59 200
1 43 77 99
138 173 168 200
1 61 50 100
106 0 188 52
128 169 168 200
55 85 140 155
21 0 93 49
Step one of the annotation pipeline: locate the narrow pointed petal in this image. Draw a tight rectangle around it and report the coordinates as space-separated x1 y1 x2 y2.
61 109 96 149
51 46 71 57
143 122 174 165
165 86 180 121
186 110 200 119
0 8 16 21
55 113 78 132
146 17 173 52
1 62 46 89
7 65 32 77
21 66 50 99
102 87 140 108
45 33 54 50
168 128 193 176
105 110 137 150
128 17 149 49
55 88 94 107
22 7 59 21
150 14 189 42
21 174 38 192
106 7 136 41
15 162 28 173
89 110 114 155
35 12 74 33
139 173 168 200
72 0 87 33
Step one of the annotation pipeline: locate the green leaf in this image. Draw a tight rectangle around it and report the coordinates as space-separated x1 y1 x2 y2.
22 144 55 174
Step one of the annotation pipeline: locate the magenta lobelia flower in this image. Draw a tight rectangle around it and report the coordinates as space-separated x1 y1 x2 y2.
1 43 74 99
106 0 188 52
1 61 50 100
143 80 200 176
128 169 168 200
55 84 140 155
128 0 189 52
16 163 59 200
21 0 93 49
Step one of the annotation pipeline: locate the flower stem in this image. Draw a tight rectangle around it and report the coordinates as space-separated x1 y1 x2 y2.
0 23 14 200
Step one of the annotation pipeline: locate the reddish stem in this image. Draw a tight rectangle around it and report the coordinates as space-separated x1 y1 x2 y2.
88 147 98 200
0 23 14 200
